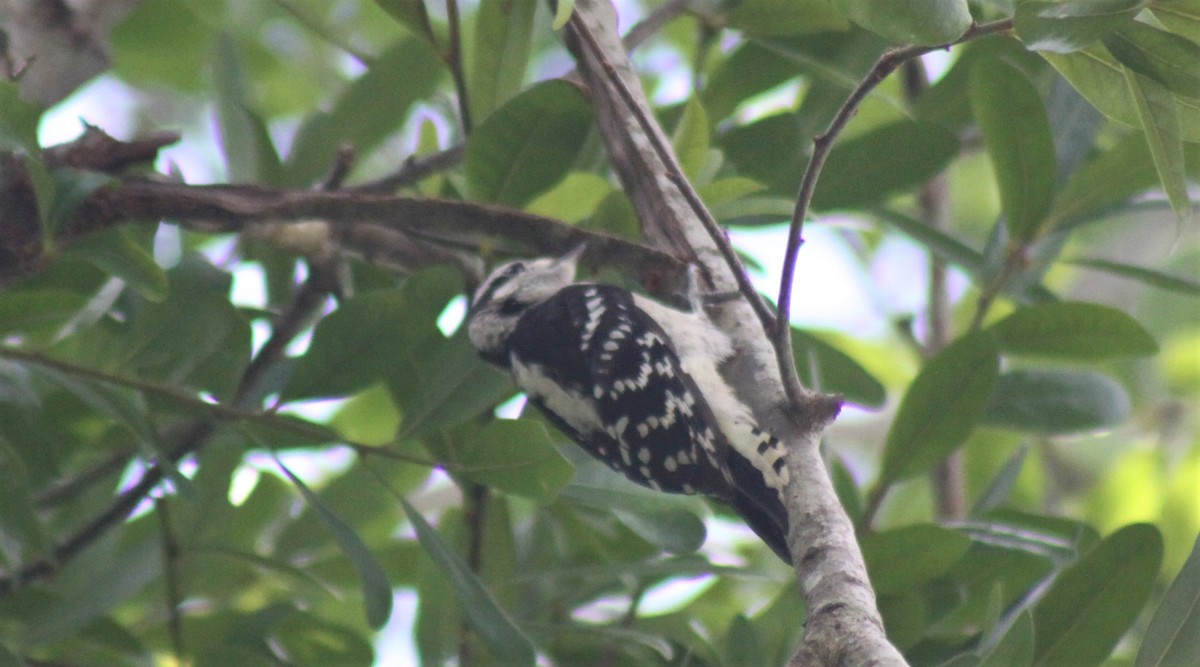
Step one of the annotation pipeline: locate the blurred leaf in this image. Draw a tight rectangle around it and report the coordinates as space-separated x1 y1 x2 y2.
0 438 45 567
401 500 537 665
1015 0 1145 53
552 0 575 29
0 290 87 340
1034 523 1163 667
275 459 393 629
374 0 434 42
285 289 440 401
59 226 166 303
1068 257 1200 295
471 0 536 121
873 207 985 274
814 119 960 211
329 383 402 446
861 524 971 595
724 614 768 665
970 59 1057 243
1152 0 1200 44
971 444 1030 516
110 0 215 90
718 112 806 196
213 34 283 184
393 329 514 437
465 80 594 207
880 332 999 485
431 419 573 502
285 37 442 186
711 195 794 226
979 609 1035 667
1123 69 1191 222
273 610 374 666
791 329 886 408
1044 46 1200 142
557 452 709 554
0 360 39 409
24 537 161 647
726 0 848 36
702 41 800 124
991 301 1158 360
0 81 43 153
1104 20 1200 100
983 369 1132 435
526 172 613 222
836 0 971 45
1136 534 1200 667
673 97 711 181
1049 131 1159 225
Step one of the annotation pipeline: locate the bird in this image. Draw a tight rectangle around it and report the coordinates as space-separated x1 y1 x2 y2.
466 244 791 563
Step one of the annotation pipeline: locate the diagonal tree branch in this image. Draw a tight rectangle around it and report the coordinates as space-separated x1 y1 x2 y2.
561 2 895 664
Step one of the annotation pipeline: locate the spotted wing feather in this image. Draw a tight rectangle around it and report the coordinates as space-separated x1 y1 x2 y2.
508 284 735 501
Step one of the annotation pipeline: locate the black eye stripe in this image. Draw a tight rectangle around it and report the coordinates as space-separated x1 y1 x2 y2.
474 262 528 308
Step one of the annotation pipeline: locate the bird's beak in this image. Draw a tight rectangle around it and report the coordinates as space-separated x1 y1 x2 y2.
556 242 587 267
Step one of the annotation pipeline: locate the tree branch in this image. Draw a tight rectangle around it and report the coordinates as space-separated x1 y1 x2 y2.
561 2 889 664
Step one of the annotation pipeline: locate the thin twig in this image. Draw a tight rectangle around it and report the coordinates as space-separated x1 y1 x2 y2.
565 13 778 338
774 18 1015 407
349 144 465 193
157 499 186 659
445 0 473 134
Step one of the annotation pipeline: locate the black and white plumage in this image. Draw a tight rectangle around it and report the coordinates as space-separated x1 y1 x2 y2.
467 245 792 562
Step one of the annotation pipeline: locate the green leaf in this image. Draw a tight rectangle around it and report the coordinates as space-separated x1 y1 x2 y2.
0 438 46 567
983 369 1132 435
24 537 162 647
374 0 435 42
1103 20 1200 100
1152 0 1200 45
1033 523 1163 667
971 444 1030 516
212 34 283 184
429 419 574 502
1136 534 1200 667
273 611 375 665
861 524 971 595
791 329 886 408
401 500 537 665
990 301 1158 360
725 614 768 665
1043 46 1200 142
552 0 575 29
673 97 711 181
0 290 87 340
560 484 708 555
873 207 986 275
109 0 214 90
393 329 514 437
329 383 402 446
726 0 849 36
526 172 613 222
1067 257 1200 296
836 0 971 45
275 459 393 629
979 609 1035 667
814 119 960 211
465 80 595 207
1049 132 1159 226
1123 70 1191 223
285 288 442 401
1015 0 1146 53
970 59 1057 243
44 168 117 234
285 37 443 186
0 82 43 153
470 0 536 121
880 332 999 485
59 226 167 302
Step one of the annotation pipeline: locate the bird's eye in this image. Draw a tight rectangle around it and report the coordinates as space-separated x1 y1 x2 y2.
498 298 524 315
